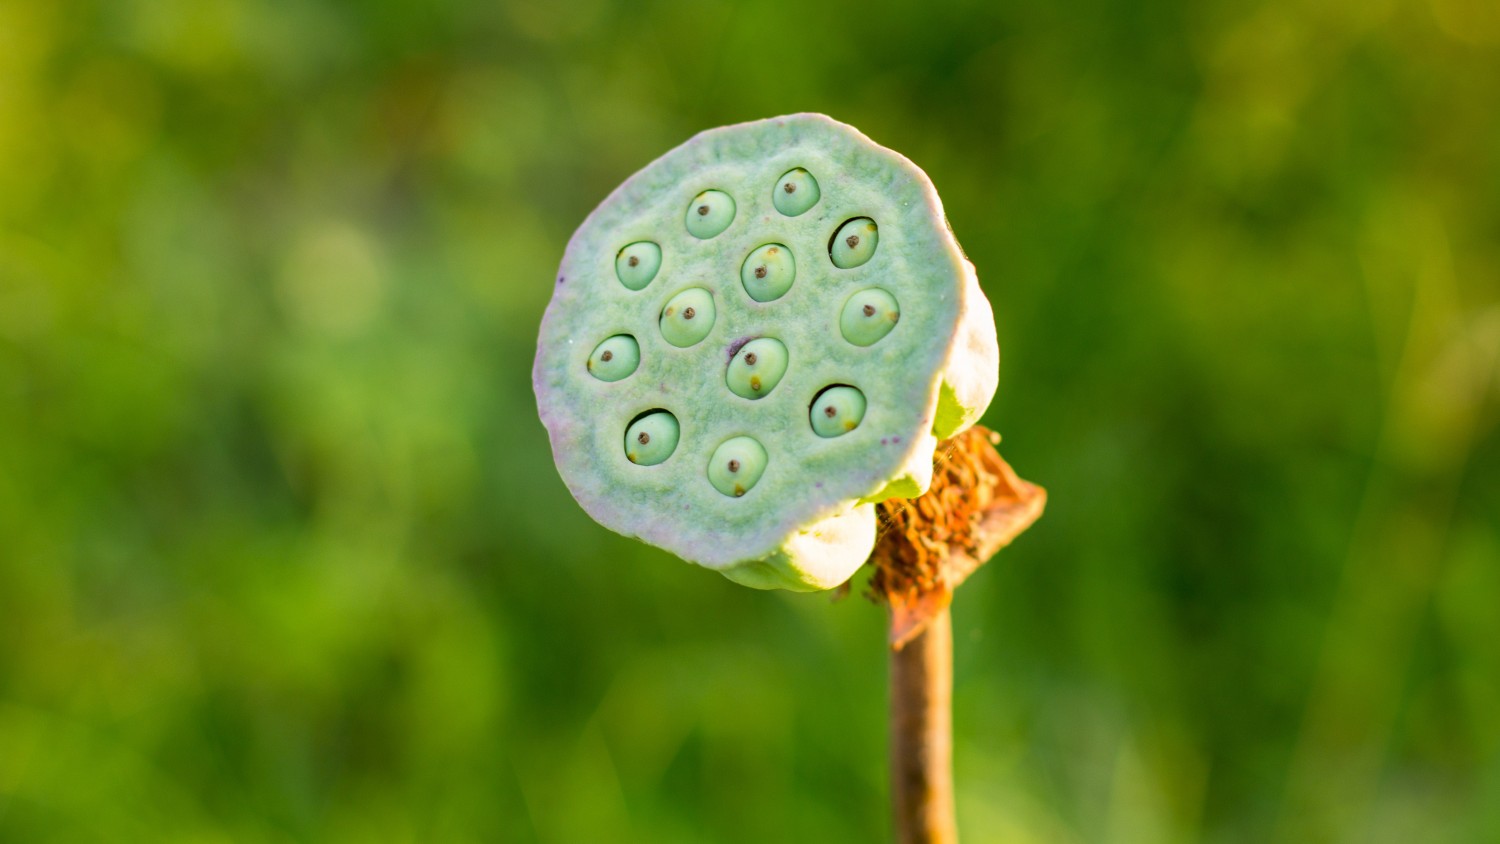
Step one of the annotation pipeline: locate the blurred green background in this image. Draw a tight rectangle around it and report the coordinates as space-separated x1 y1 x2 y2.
2 0 1498 841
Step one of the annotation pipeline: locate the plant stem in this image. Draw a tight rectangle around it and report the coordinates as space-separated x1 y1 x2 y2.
891 605 957 844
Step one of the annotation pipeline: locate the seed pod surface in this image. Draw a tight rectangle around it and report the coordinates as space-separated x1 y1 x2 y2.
534 113 998 591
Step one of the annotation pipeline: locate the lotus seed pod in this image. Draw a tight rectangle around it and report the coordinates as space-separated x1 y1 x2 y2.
840 288 900 347
685 189 735 239
534 113 999 592
615 241 662 290
810 385 867 438
773 168 820 217
740 243 796 303
625 410 679 465
830 217 879 269
707 436 769 497
587 334 641 381
659 287 716 347
725 337 789 399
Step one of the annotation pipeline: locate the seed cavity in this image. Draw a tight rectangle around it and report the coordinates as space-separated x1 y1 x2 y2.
810 385 867 438
740 243 796 303
660 288 715 347
625 410 679 465
587 334 640 382
725 337 788 400
685 189 735 239
615 241 662 290
840 288 900 347
707 436 768 497
773 168 820 217
830 218 878 269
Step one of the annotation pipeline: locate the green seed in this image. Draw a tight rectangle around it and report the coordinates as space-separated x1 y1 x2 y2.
839 288 900 347
830 217 879 269
615 242 661 290
707 436 768 497
772 168 820 217
625 410 679 466
587 334 641 381
659 287 716 347
685 189 736 239
740 243 796 303
725 338 789 400
810 385 867 438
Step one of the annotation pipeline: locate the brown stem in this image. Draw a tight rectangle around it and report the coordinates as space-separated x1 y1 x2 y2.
891 606 957 844
873 427 1044 843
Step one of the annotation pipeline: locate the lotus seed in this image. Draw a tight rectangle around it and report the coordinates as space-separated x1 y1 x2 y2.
615 242 662 290
740 243 796 303
726 337 789 400
830 218 879 269
839 288 901 347
707 436 768 497
660 288 716 347
810 385 867 438
773 168 820 217
625 410 679 465
685 190 736 239
587 334 640 381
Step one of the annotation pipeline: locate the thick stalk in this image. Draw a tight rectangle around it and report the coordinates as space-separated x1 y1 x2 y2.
890 606 957 844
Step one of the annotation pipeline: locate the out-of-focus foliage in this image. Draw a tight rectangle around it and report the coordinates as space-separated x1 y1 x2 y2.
2 0 1497 841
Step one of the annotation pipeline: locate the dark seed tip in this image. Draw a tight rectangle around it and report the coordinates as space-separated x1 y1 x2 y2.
824 405 836 417
754 266 766 278
862 304 875 316
783 183 795 193
601 350 613 362
728 459 740 472
697 205 709 215
846 235 859 249
683 307 695 319
638 432 650 444
745 353 757 365
627 256 639 267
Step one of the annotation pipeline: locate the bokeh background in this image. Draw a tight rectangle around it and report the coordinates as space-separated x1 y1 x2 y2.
3 0 1498 841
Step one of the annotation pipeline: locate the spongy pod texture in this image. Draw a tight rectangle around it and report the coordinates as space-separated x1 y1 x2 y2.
533 113 998 592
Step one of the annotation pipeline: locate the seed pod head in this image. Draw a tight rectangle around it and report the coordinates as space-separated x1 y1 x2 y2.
533 113 999 592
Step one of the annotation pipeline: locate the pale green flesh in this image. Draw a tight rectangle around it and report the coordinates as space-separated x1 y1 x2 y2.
773 168 820 217
615 241 661 291
830 218 878 269
810 385 866 438
685 190 735 239
587 334 640 382
740 243 796 303
707 435 769 497
659 288 716 347
725 338 788 399
839 288 899 347
534 114 998 591
624 411 679 465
